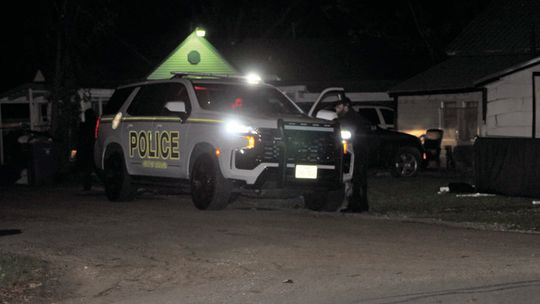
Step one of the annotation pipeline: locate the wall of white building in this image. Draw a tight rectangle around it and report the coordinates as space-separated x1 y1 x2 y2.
397 91 483 147
483 65 540 138
278 85 392 104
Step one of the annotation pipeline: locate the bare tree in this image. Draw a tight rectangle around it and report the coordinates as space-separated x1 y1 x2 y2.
407 1 435 62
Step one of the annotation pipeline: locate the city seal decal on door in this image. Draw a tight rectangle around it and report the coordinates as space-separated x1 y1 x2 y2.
142 160 168 169
129 131 180 160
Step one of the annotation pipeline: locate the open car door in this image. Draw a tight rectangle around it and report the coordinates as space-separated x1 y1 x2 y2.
307 87 346 120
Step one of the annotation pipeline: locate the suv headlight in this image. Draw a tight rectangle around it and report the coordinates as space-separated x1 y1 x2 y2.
340 129 352 154
225 120 254 134
225 120 257 150
340 130 352 140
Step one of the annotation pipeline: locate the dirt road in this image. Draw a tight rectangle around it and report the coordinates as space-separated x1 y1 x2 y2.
1 186 540 303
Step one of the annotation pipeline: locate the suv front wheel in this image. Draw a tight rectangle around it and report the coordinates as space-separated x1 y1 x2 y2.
190 154 234 210
391 147 420 177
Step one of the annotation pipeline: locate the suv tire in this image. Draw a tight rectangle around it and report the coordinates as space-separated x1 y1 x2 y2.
104 153 136 201
391 147 420 177
304 187 345 212
190 154 233 210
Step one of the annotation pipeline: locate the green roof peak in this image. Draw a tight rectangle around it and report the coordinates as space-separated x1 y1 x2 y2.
147 30 239 80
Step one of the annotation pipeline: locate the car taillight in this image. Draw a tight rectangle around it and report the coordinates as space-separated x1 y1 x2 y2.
95 116 101 139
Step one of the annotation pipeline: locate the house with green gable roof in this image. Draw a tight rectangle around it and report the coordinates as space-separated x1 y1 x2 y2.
147 29 239 80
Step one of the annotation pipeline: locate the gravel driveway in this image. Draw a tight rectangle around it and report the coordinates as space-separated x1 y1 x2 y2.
1 185 540 304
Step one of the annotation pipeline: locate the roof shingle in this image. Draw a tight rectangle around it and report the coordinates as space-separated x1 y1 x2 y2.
389 55 532 94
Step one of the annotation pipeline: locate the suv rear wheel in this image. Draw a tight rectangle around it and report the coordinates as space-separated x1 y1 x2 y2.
190 154 233 210
391 147 420 177
104 153 136 201
304 187 345 212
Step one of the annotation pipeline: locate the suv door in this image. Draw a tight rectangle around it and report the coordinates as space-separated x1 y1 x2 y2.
152 82 192 179
307 87 345 119
122 83 170 176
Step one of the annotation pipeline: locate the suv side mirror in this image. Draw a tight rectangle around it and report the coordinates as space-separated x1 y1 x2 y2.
315 109 338 121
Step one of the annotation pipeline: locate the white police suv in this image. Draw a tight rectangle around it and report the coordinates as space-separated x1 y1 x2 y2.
94 73 353 211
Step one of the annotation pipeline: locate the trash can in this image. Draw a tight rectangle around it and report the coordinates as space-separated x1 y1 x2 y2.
28 141 58 185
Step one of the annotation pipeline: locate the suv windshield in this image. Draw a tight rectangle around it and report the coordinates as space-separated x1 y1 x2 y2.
193 83 301 115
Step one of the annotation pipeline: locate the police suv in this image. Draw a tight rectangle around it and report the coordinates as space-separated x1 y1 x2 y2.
94 73 353 211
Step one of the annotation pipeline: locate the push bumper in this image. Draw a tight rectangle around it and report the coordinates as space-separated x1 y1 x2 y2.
222 119 354 189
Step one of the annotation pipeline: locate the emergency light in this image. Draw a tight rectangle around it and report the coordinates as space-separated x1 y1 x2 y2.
195 27 206 37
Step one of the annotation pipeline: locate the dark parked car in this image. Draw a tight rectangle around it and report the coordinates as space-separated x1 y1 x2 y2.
356 125 424 177
306 88 425 177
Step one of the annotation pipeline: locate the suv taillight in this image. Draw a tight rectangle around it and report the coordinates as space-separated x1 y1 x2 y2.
95 116 101 139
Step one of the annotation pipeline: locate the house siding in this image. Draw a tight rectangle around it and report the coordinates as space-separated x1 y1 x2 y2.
483 65 540 138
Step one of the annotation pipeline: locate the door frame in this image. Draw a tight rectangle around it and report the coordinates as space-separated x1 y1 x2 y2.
532 72 540 138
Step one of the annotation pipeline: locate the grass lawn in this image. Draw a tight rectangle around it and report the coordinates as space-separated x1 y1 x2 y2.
369 173 540 232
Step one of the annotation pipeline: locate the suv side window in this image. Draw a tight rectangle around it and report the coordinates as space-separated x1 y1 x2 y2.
161 83 191 116
127 84 167 116
380 109 395 125
127 83 192 117
129 83 191 116
357 108 380 126
103 87 134 115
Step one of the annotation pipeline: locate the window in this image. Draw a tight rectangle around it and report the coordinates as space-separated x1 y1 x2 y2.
442 101 478 144
462 102 479 142
443 102 458 130
380 109 395 125
127 83 191 117
193 83 300 115
161 83 191 116
127 84 167 116
312 92 343 116
296 102 313 113
40 104 49 122
103 87 134 115
357 108 380 126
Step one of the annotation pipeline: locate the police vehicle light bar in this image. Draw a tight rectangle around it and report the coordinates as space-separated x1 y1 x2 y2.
170 72 263 85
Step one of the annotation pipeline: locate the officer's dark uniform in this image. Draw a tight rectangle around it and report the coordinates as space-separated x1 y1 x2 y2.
77 109 97 190
337 100 370 212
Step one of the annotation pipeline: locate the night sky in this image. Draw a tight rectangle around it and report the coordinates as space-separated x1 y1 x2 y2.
1 0 492 92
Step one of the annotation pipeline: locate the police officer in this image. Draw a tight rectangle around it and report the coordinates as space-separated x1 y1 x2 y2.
335 97 369 212
77 109 97 191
